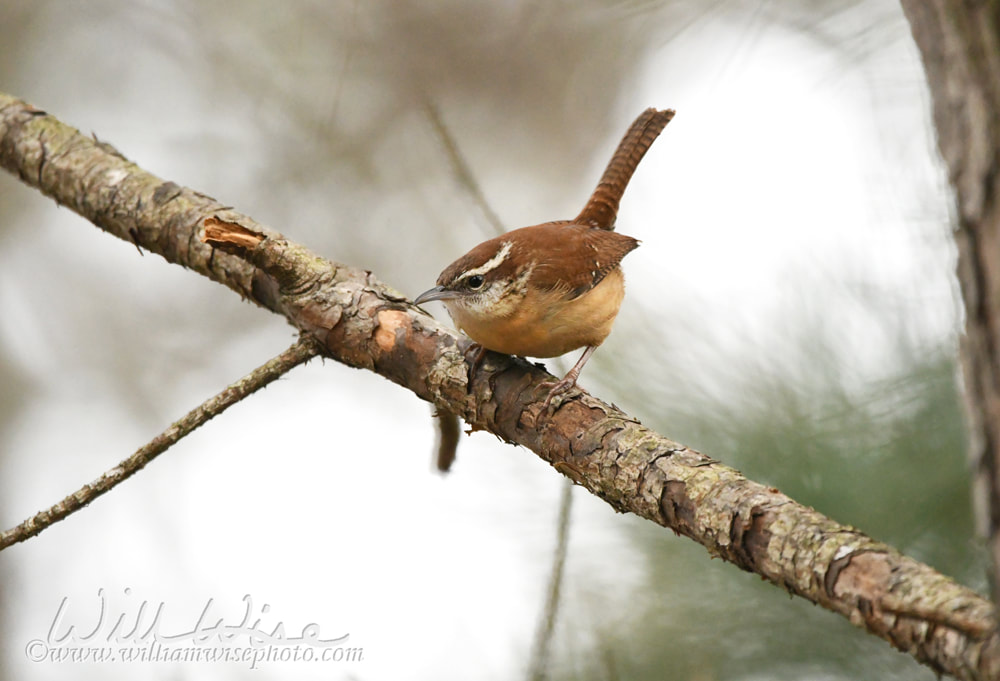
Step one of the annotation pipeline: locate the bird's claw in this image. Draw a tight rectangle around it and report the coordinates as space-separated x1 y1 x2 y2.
538 376 578 413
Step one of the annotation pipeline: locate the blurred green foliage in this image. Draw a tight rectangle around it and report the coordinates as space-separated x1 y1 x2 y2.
550 343 981 680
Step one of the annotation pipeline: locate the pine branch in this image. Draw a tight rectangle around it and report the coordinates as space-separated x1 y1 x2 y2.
1 92 996 680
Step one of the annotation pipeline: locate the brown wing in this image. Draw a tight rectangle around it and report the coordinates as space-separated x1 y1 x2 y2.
516 223 639 300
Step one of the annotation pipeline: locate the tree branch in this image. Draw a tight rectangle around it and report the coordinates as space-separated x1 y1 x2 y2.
1 91 996 679
0 337 319 551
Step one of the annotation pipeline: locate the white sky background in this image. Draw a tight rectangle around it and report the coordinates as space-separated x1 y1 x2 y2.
0 2 955 680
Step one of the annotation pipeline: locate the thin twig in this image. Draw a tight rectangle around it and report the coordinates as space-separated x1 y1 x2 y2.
434 411 461 473
423 98 509 472
527 479 574 681
0 337 321 551
422 98 507 238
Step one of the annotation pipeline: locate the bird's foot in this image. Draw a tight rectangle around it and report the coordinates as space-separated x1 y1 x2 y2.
539 374 579 413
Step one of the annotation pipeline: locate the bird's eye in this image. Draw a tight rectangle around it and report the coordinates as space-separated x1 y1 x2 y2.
466 274 485 290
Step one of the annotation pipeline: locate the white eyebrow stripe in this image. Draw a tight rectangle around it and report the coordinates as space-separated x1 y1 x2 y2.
460 241 513 280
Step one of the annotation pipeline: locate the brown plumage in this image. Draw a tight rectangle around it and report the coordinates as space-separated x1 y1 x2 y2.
415 108 674 406
575 107 675 230
437 223 639 301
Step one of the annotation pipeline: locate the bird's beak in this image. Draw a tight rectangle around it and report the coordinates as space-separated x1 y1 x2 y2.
414 286 458 305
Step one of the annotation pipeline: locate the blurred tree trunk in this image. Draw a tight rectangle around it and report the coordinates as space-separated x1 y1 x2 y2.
901 1 1000 602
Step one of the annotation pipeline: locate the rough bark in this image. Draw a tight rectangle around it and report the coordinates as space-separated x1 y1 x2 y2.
901 1 1000 606
1 92 997 679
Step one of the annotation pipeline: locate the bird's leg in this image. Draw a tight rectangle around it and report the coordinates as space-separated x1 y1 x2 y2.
540 345 597 411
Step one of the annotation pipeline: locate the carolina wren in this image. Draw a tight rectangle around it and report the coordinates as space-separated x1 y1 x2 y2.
416 108 675 407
